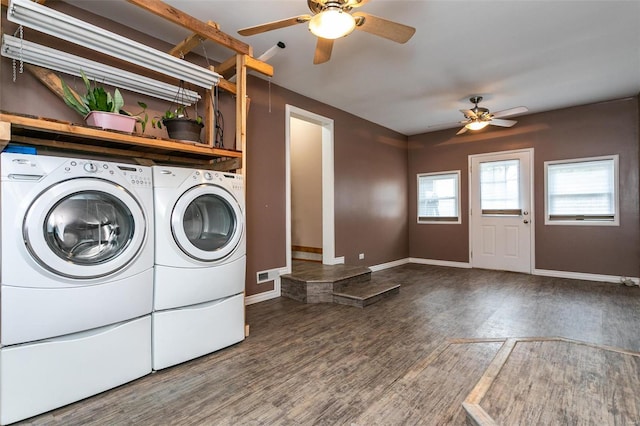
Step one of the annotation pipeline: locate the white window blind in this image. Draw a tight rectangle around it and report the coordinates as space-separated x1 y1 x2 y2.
546 156 618 224
417 171 460 223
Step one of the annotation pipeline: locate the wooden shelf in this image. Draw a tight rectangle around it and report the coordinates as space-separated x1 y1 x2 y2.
0 112 241 169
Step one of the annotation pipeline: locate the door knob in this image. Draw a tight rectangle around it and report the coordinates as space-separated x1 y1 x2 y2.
523 220 529 224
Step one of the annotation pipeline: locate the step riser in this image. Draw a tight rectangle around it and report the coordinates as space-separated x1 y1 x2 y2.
333 286 400 308
332 272 372 292
281 278 333 304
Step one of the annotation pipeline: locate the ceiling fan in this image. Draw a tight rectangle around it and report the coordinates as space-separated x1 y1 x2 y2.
237 0 416 64
455 96 528 135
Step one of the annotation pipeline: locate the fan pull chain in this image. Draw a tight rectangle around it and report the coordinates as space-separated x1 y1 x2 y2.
268 78 272 113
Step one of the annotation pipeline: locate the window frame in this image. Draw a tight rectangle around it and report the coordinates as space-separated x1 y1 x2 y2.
417 170 461 224
544 155 619 226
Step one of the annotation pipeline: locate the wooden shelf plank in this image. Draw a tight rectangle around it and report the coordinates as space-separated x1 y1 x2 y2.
0 113 242 160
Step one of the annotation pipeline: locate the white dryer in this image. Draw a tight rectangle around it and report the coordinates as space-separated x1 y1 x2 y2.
152 165 245 369
0 153 153 424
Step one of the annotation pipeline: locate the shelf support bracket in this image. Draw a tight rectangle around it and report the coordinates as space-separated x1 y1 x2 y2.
168 20 219 58
126 0 252 56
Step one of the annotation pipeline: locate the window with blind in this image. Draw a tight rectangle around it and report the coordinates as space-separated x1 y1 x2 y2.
545 155 619 225
417 171 460 223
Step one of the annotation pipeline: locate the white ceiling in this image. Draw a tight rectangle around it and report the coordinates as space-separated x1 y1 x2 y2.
65 0 640 136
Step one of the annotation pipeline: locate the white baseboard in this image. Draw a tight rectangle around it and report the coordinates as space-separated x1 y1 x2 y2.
369 258 411 272
245 277 281 305
409 257 472 269
324 256 345 265
533 268 639 285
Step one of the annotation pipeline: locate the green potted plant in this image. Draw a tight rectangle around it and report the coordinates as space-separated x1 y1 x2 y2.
60 71 137 133
153 104 204 142
151 81 204 142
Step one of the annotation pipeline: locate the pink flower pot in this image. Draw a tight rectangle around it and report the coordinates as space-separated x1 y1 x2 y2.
85 111 136 133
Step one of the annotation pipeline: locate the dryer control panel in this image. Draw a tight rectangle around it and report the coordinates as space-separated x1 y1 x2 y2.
118 165 153 188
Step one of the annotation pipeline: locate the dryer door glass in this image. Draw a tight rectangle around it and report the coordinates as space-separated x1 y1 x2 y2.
44 191 135 265
171 184 243 262
183 194 236 252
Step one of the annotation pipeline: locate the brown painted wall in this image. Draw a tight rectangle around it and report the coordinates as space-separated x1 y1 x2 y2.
244 77 409 296
408 97 640 278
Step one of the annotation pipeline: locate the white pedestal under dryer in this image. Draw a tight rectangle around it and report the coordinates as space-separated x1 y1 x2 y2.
0 153 154 425
152 165 246 370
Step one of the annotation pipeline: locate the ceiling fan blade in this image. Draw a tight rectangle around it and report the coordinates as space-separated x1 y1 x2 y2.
460 109 477 120
314 37 334 64
353 12 416 43
489 118 518 127
238 15 311 36
456 126 469 135
345 0 371 7
491 106 528 119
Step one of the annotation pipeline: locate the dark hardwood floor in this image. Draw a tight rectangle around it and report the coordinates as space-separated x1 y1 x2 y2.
19 264 640 425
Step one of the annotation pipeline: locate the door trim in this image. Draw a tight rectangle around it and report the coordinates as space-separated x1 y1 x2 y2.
468 148 535 273
285 105 342 274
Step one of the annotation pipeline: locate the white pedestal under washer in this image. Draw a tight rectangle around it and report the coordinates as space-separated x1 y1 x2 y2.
0 153 154 424
0 316 151 426
152 165 245 369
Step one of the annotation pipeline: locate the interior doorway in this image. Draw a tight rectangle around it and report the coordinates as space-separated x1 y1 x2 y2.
469 148 534 273
285 105 341 274
290 117 323 262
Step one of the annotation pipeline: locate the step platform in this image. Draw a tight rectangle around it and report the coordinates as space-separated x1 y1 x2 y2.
281 262 399 307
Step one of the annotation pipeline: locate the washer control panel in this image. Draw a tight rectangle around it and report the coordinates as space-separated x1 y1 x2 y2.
64 159 152 188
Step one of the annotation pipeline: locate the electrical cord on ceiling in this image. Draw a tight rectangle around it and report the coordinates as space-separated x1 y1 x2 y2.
215 109 224 148
12 25 24 82
199 40 225 148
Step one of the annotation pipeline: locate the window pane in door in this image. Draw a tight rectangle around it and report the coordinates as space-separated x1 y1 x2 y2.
480 160 520 212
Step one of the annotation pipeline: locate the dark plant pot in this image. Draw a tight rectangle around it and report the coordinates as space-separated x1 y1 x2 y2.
163 118 204 142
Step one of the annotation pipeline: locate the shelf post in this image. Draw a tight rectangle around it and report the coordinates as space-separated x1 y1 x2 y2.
236 54 247 176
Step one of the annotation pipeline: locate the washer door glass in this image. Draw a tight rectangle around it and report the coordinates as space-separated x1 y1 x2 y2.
45 192 134 264
172 184 243 262
24 178 147 279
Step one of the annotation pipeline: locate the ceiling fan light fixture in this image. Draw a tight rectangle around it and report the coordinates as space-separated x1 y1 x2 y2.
308 8 356 40
465 120 490 131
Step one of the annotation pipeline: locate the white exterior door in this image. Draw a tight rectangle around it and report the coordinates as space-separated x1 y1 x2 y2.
470 149 533 273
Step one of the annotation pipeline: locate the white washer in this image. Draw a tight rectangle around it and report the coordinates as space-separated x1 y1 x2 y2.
152 165 245 369
0 152 153 424
1 153 154 344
